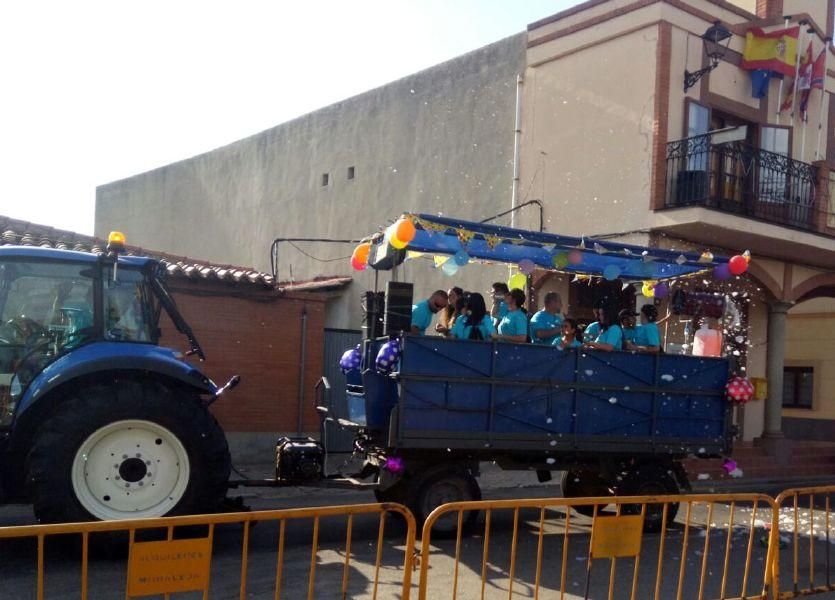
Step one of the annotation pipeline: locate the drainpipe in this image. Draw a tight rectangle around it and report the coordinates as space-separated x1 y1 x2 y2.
511 73 524 229
296 307 308 436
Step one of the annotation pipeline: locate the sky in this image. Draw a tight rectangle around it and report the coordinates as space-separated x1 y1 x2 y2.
0 0 578 235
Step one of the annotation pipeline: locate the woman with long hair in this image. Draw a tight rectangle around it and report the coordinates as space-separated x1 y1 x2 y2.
451 292 495 341
583 303 622 352
435 286 464 336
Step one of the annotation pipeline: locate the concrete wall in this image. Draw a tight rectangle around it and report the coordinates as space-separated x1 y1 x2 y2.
785 304 835 421
97 34 527 328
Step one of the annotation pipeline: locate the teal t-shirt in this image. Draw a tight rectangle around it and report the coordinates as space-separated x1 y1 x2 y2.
498 309 528 337
595 325 623 349
635 322 661 347
622 326 637 347
451 315 496 340
529 310 562 345
411 300 433 335
554 338 582 350
583 321 600 343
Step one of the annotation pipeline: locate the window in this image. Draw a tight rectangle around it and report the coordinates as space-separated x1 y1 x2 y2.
686 101 710 171
103 268 153 342
321 173 329 186
760 126 790 203
783 366 813 408
347 166 355 180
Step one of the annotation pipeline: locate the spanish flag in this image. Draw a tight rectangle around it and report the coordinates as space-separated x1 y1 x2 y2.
741 26 799 77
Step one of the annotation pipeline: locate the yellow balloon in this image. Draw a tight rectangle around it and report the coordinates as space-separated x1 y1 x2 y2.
642 282 655 297
390 234 408 249
508 273 527 290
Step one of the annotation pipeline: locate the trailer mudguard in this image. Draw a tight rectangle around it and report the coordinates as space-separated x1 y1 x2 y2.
13 341 217 422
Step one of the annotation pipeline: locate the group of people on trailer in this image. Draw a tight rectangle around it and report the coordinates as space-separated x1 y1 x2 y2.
411 284 661 353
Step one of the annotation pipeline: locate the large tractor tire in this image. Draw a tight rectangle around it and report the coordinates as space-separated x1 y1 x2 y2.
27 377 231 523
406 466 481 537
619 463 681 532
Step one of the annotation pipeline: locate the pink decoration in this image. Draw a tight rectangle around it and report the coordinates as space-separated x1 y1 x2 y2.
726 376 755 404
722 459 737 473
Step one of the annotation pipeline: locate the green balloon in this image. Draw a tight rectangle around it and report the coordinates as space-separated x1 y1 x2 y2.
508 273 527 290
552 252 569 269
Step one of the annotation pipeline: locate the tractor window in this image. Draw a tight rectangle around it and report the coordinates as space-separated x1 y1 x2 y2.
103 268 153 343
0 261 96 409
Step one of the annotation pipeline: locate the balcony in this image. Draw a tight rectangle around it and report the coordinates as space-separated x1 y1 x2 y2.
664 135 827 234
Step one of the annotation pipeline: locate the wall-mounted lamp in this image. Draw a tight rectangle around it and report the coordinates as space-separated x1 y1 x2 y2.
684 21 733 92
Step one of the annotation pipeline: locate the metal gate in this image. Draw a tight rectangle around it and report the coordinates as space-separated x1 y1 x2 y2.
322 328 363 457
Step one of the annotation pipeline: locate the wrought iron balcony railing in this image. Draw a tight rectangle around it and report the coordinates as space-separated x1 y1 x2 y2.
665 134 819 231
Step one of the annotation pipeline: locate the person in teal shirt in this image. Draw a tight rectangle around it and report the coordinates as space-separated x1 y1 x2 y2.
583 304 622 352
529 292 563 345
554 318 583 350
410 290 448 335
618 309 639 350
628 304 662 353
451 293 496 340
490 282 510 325
582 302 605 343
493 289 528 343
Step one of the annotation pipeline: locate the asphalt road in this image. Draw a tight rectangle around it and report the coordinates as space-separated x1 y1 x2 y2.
1 471 834 599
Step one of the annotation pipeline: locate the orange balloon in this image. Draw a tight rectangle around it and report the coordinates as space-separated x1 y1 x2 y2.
353 242 371 264
395 218 416 243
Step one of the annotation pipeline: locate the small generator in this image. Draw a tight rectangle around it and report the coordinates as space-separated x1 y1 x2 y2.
275 437 325 483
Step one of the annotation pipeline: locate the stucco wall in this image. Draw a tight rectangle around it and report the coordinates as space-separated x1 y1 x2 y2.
785 309 835 420
520 25 659 237
96 34 527 328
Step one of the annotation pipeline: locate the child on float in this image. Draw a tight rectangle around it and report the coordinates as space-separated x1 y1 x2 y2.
627 304 662 353
553 317 583 350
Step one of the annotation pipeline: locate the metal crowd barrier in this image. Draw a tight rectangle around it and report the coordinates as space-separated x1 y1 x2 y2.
417 494 778 600
772 486 835 599
0 502 416 600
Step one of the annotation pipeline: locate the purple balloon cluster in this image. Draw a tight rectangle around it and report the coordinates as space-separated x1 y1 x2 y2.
339 345 362 373
375 339 402 373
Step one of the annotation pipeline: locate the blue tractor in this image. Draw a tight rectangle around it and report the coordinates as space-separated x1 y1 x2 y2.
0 235 234 523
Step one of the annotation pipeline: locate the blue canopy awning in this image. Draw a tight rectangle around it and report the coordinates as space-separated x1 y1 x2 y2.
369 214 730 281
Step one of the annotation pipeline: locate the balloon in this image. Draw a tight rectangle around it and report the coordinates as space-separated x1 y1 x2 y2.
653 282 669 298
352 242 371 265
642 281 655 297
375 339 401 373
726 375 755 404
568 250 583 265
728 255 748 275
389 234 408 249
351 256 366 271
339 345 362 372
441 260 459 276
742 250 751 263
602 265 621 281
453 250 470 266
518 258 535 275
394 218 416 243
508 272 527 290
640 261 656 277
713 263 731 280
552 252 569 269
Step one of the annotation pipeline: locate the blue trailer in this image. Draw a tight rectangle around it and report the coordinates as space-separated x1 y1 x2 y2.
272 214 738 532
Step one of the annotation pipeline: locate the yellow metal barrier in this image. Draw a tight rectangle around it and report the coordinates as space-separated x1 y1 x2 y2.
417 494 778 600
0 502 416 600
773 486 835 599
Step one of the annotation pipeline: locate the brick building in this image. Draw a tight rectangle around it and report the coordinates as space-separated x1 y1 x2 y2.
0 215 351 462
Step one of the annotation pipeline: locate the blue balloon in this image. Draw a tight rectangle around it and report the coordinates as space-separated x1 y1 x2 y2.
640 261 656 277
453 250 470 266
602 265 621 281
441 260 459 276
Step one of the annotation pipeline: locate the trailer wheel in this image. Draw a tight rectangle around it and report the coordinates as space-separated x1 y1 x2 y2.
409 468 481 537
27 378 231 523
561 470 613 517
619 464 680 532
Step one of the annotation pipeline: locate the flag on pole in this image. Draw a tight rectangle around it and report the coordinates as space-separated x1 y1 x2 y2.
779 41 813 114
741 26 799 76
750 69 771 98
810 47 826 89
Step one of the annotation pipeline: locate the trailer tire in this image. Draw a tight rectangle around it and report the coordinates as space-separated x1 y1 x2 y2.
27 378 231 524
408 467 481 537
561 470 612 517
619 463 680 532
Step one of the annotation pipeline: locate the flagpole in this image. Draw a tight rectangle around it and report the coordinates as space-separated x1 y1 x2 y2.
816 38 832 160
776 16 792 124
790 21 808 123
799 28 814 162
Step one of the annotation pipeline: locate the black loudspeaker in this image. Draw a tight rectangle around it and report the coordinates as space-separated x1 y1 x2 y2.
362 291 385 339
384 282 414 335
